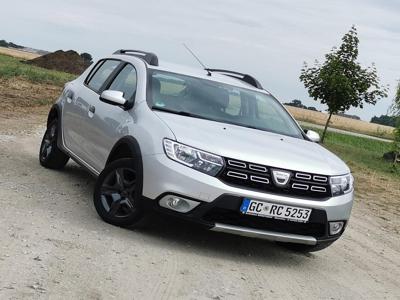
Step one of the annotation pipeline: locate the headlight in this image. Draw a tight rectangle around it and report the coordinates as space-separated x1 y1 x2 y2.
163 139 224 176
330 174 353 196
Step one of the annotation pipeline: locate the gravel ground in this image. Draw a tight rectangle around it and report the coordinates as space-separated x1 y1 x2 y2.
0 113 399 299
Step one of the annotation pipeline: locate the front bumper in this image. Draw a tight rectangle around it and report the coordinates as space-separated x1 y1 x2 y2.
141 154 354 244
211 223 317 245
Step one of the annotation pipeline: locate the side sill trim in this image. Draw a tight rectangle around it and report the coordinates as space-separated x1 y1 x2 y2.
211 223 317 245
64 146 100 177
60 143 100 177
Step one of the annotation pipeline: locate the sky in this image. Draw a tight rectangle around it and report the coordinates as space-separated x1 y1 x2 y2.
1 0 399 120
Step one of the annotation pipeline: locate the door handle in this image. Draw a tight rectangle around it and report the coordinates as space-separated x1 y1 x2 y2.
88 105 96 114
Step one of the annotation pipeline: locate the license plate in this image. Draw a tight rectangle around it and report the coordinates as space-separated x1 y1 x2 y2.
240 198 312 223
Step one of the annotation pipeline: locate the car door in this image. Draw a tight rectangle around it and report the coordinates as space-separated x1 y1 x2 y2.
78 62 139 172
62 59 122 171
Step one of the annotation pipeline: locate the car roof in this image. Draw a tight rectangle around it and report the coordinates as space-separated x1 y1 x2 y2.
109 54 268 93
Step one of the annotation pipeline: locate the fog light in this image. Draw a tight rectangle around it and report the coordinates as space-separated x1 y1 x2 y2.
159 195 200 213
169 197 182 208
329 221 344 235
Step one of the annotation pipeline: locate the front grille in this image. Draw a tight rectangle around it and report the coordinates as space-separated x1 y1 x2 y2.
203 207 327 237
218 158 331 199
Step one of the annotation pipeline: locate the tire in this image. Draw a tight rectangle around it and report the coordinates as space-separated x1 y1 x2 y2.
278 240 335 252
39 119 69 169
93 158 143 227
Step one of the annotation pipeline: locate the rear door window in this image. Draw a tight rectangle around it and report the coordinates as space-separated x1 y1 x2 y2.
87 60 120 93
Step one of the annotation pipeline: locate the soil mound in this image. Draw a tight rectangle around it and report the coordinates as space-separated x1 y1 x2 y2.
27 50 91 74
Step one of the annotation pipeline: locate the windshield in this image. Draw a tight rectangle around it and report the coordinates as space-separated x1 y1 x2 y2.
147 70 304 139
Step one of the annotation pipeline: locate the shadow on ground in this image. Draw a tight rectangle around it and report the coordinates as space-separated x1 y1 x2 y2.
51 161 316 266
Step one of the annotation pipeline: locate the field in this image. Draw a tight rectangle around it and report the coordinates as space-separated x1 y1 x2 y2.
0 46 41 60
0 53 76 86
286 106 395 140
0 53 76 110
303 125 399 179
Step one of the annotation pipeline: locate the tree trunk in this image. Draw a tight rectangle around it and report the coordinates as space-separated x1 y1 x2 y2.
321 112 333 143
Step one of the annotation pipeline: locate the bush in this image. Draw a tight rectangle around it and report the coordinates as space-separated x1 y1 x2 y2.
371 115 399 127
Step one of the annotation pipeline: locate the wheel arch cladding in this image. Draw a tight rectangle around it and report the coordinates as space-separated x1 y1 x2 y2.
106 136 144 196
47 104 64 148
47 104 61 127
107 137 142 163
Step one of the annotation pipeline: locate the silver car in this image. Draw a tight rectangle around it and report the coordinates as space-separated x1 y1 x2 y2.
39 49 354 252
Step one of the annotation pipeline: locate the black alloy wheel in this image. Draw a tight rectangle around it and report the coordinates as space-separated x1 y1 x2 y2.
39 119 69 169
94 158 143 227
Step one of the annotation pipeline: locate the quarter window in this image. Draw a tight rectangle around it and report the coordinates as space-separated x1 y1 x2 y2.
87 60 120 92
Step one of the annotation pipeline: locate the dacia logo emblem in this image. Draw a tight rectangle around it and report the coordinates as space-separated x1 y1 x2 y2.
271 169 291 187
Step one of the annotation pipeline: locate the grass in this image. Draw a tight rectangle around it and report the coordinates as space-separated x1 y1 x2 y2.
0 53 76 86
305 126 400 178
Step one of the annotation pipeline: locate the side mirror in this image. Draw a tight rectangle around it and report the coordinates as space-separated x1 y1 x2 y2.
100 90 127 106
306 130 320 143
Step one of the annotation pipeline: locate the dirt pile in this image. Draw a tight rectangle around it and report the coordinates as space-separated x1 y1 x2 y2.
27 50 91 74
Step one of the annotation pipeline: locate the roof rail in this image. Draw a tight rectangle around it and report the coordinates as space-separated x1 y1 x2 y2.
205 69 263 89
113 49 159 66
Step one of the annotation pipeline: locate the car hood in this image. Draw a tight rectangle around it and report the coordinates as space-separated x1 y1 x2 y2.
155 112 350 176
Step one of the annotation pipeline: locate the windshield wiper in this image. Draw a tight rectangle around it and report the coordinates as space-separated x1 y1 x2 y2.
153 106 261 130
151 106 208 120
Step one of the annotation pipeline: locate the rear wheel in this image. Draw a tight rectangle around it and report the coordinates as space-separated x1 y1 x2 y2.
39 119 69 169
93 158 143 227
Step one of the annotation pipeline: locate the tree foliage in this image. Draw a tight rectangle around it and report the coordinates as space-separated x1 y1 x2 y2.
370 115 399 127
285 99 307 109
300 26 388 142
391 81 400 116
80 52 93 64
391 82 400 162
0 39 24 49
284 99 318 111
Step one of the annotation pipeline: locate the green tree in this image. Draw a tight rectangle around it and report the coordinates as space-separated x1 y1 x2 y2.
392 82 400 115
370 115 399 127
390 82 400 163
80 52 93 64
300 26 388 142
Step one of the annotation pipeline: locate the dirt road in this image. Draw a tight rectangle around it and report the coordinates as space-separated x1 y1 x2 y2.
0 113 399 299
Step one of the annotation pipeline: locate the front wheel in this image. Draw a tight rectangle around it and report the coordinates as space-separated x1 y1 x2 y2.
39 119 69 169
93 158 143 227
